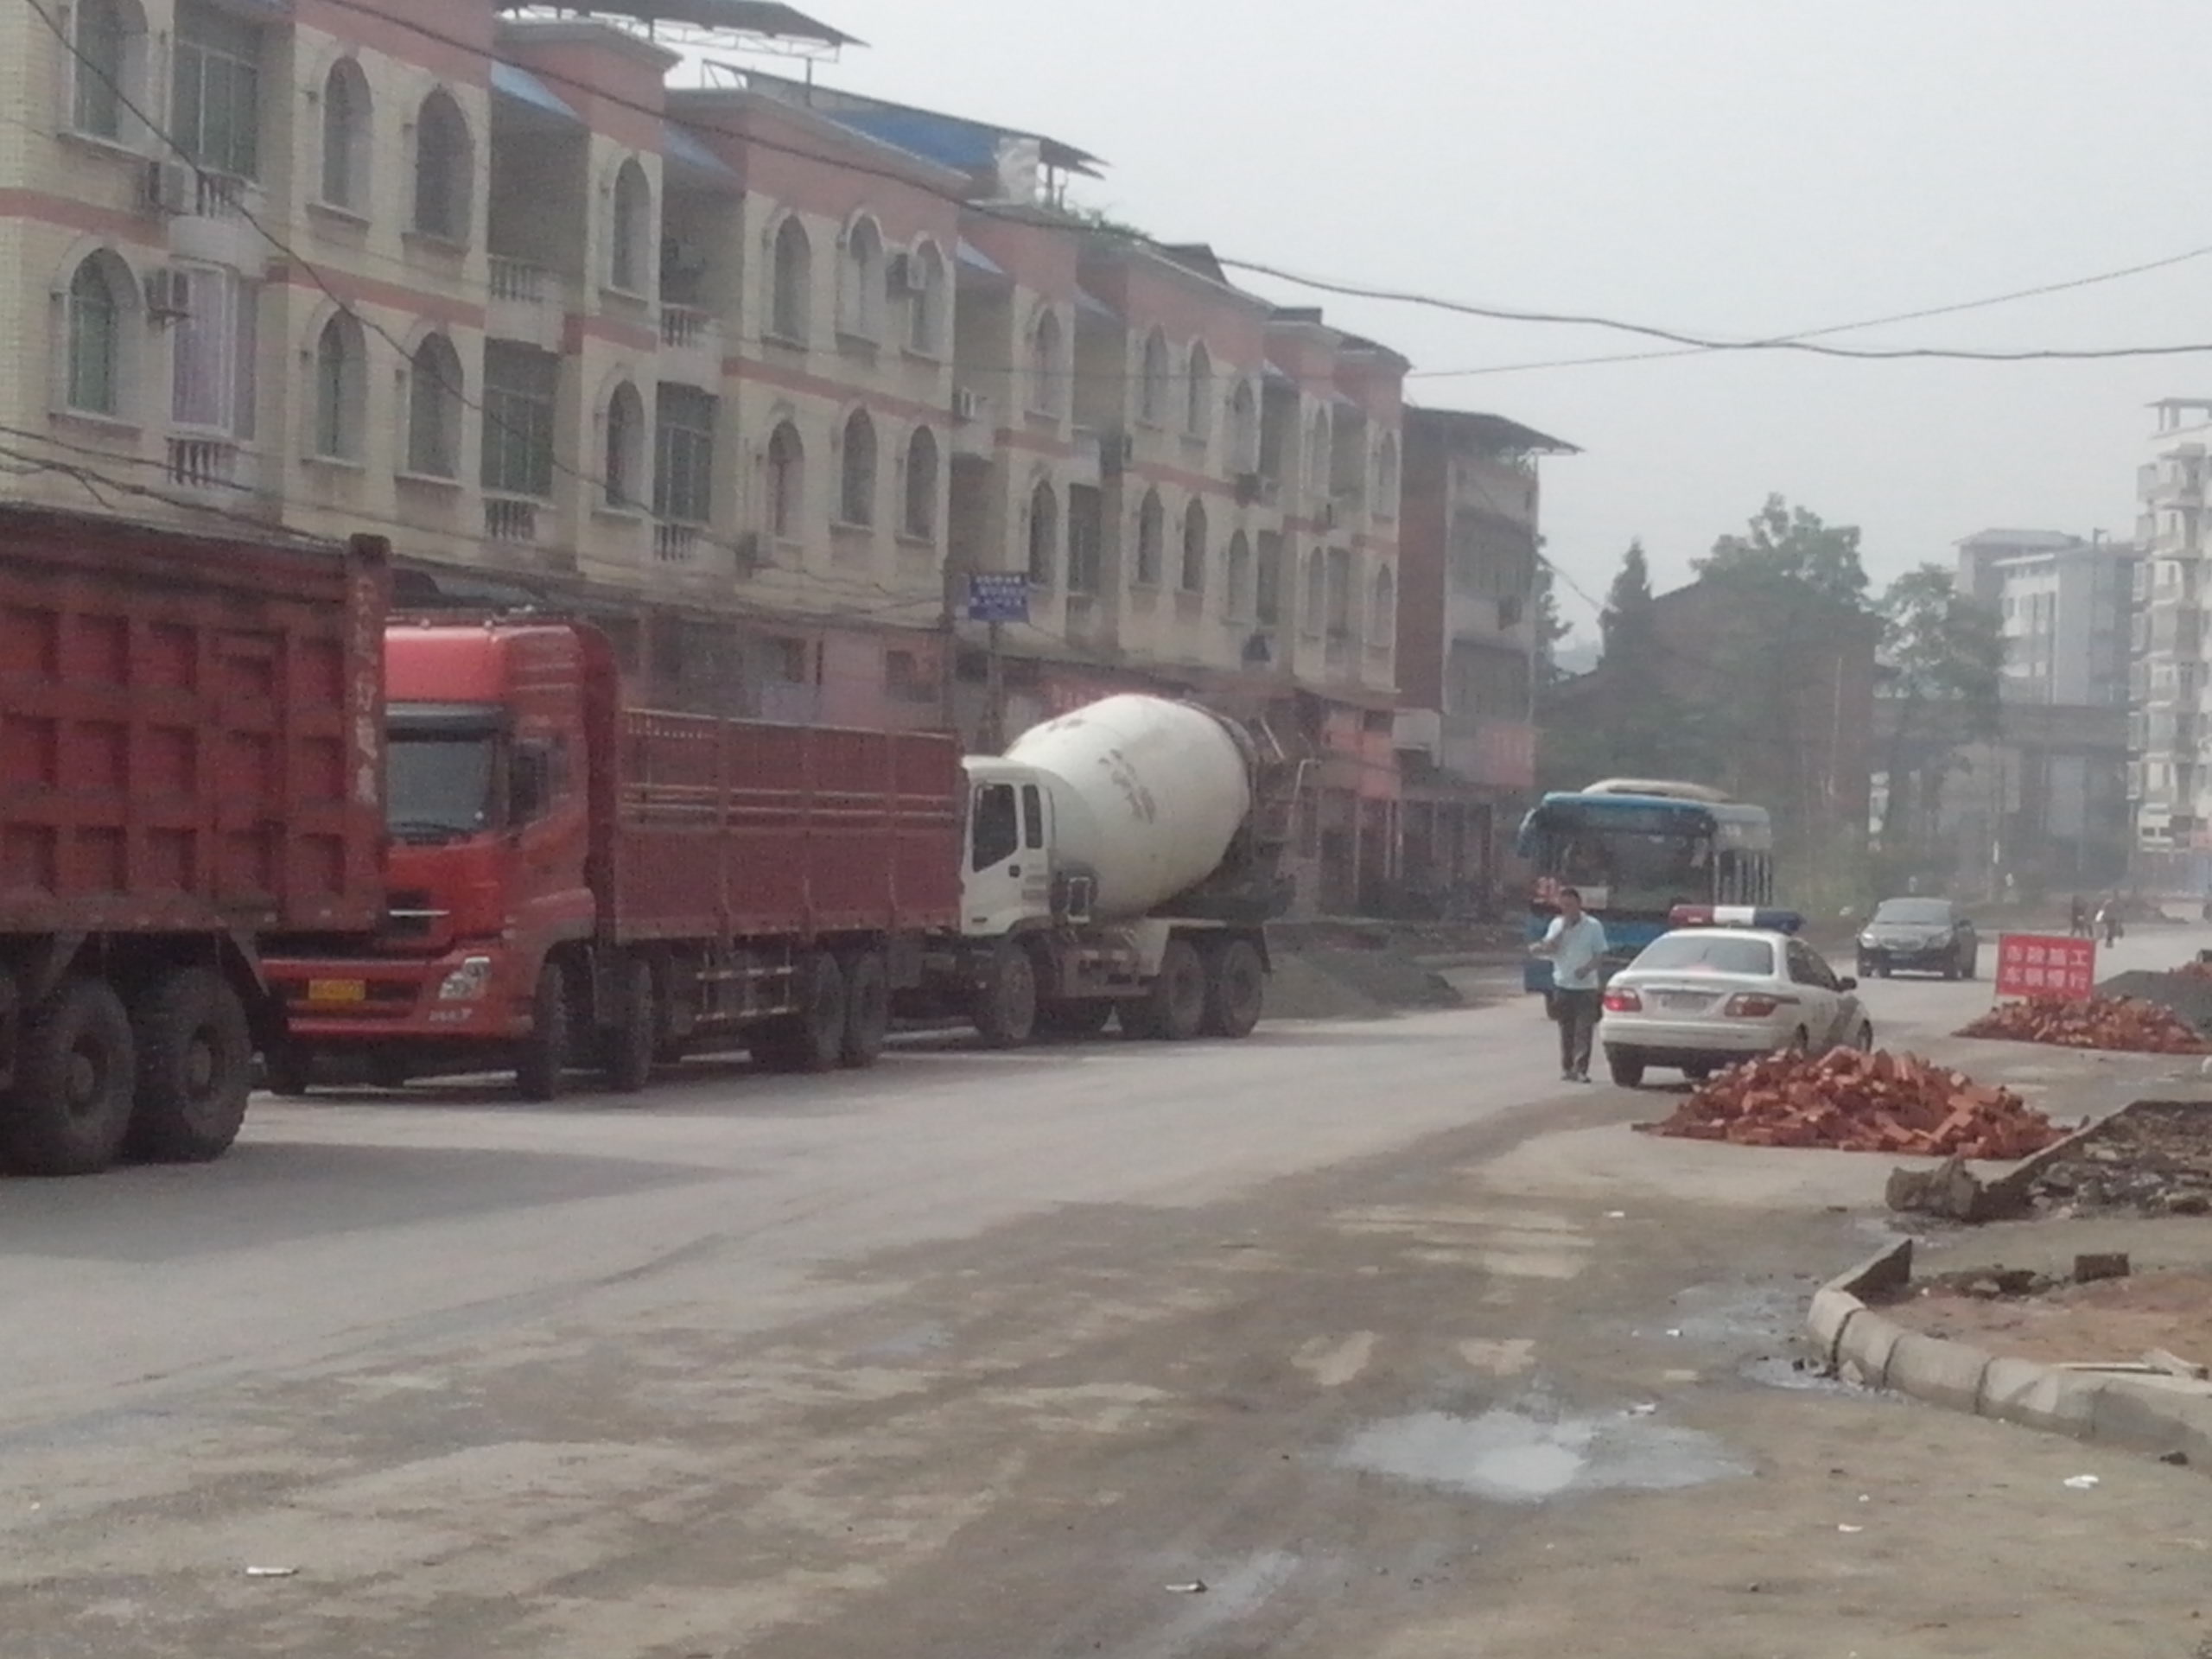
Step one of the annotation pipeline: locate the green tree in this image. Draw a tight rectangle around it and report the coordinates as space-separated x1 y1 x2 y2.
1695 493 1869 607
1533 557 1573 686
1875 564 2005 864
1599 538 1656 663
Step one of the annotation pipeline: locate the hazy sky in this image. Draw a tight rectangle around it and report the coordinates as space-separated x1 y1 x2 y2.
740 0 2203 644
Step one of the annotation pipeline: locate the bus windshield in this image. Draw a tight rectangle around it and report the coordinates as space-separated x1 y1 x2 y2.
1552 825 1713 913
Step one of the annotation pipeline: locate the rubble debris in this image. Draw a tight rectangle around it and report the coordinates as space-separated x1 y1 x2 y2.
2074 1251 2132 1284
2145 1349 2209 1382
1957 995 2210 1054
1638 1047 2063 1158
2026 1101 2212 1215
1886 1154 2037 1223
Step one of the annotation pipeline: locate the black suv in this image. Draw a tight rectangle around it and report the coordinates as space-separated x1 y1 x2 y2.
1856 897 1978 980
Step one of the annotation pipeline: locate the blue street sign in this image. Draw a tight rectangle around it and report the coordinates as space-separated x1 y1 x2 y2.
966 572 1030 624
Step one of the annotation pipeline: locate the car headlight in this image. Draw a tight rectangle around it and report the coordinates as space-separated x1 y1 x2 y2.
437 956 493 1001
1858 932 1877 947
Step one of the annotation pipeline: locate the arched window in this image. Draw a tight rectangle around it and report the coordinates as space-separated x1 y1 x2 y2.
1135 489 1165 586
320 60 371 210
73 0 143 141
1370 562 1397 646
1306 409 1331 494
907 241 946 354
405 332 463 478
1303 549 1325 636
602 382 644 509
1138 329 1169 424
1226 531 1253 620
1227 379 1257 471
310 312 365 461
766 420 804 539
903 426 938 538
609 159 652 293
841 216 883 339
770 217 810 343
1179 498 1208 593
1185 342 1212 440
412 91 472 241
1027 307 1063 415
839 408 876 526
63 251 130 416
1027 480 1058 586
1374 431 1401 518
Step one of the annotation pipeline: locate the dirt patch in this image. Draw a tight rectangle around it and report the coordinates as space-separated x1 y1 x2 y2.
2029 1099 2212 1215
1262 928 1465 1020
1883 1267 2212 1368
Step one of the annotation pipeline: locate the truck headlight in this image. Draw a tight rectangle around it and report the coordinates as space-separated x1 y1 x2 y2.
437 956 493 1001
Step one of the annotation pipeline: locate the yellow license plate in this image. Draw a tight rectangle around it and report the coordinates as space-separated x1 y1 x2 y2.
306 978 366 1005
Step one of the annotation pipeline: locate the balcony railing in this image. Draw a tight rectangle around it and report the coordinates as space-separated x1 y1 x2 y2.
194 170 248 219
654 522 701 564
661 306 712 348
488 257 545 304
166 435 241 491
484 496 539 543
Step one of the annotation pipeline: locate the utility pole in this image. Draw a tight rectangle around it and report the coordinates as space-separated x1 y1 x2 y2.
980 619 1006 754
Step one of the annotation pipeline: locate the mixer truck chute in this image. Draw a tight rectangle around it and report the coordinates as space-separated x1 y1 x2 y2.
935 694 1302 1047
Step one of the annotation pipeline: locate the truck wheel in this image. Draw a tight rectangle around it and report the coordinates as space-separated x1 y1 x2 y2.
125 966 252 1164
973 939 1038 1048
3 976 137 1177
1200 939 1266 1039
1038 999 1114 1039
515 959 573 1102
366 1052 413 1091
840 950 891 1068
262 1042 315 1098
597 955 656 1094
1128 938 1206 1041
752 953 845 1073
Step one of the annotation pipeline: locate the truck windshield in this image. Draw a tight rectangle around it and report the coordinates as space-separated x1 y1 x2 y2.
387 707 503 842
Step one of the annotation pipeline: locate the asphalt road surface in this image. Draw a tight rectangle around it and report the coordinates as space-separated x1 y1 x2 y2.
8 922 2212 1657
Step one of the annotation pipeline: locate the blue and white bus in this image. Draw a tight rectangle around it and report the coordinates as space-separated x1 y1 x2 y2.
1515 779 1775 992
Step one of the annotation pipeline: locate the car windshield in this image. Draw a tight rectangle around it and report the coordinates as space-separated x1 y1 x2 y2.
1872 899 1952 925
1632 934 1775 976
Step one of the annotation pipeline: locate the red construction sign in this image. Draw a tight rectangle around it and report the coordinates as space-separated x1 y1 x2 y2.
1994 933 2096 1001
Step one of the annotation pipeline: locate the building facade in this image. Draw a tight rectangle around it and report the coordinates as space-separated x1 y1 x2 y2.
1955 527 2133 709
0 0 1414 913
1390 409 1574 915
2127 400 2212 863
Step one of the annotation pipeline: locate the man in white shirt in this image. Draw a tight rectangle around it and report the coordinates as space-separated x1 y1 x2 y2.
1532 885 1608 1083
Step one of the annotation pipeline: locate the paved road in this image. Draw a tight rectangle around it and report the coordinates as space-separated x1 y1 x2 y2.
6 921 2212 1656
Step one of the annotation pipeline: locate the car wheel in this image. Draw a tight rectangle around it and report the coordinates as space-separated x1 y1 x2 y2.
1605 1047 1645 1088
1681 1063 1713 1083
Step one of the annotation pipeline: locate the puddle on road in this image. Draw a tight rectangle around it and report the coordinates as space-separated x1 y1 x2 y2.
1738 1354 1865 1396
1335 1405 1749 1503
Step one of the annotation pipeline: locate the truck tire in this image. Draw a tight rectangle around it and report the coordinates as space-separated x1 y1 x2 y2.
1038 998 1114 1039
366 1052 413 1090
262 1041 315 1098
973 938 1038 1048
515 958 573 1102
3 976 137 1177
1126 938 1206 1041
752 952 845 1073
1200 939 1266 1039
125 966 253 1164
840 950 891 1068
597 954 656 1094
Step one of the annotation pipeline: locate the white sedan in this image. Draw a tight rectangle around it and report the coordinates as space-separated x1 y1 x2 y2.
1596 907 1872 1088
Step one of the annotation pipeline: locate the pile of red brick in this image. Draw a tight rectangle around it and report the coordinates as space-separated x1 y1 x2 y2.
1955 996 2209 1054
2172 959 2212 982
1638 1047 2063 1158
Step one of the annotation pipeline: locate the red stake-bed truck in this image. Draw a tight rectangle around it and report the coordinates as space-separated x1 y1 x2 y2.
0 505 389 1176
262 616 963 1096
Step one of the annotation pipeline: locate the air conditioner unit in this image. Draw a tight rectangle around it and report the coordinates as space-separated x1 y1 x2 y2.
143 265 191 321
1233 471 1262 506
140 160 191 216
951 386 982 422
885 252 914 293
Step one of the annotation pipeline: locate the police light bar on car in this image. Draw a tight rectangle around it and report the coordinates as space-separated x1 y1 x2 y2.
1667 905 1804 933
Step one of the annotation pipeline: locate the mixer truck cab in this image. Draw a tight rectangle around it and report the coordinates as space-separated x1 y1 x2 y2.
942 695 1293 1050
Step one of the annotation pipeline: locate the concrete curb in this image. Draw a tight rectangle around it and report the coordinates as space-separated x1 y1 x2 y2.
1808 1233 2212 1465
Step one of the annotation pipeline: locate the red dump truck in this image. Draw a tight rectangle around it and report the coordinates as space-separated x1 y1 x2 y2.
262 617 963 1096
0 505 389 1175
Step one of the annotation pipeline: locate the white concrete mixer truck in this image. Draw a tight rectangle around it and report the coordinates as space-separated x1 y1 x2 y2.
923 694 1301 1047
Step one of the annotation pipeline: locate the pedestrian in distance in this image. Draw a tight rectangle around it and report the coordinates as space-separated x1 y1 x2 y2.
1531 885 1607 1083
2068 894 2089 939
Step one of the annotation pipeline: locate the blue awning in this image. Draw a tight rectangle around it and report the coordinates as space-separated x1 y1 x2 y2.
490 62 582 125
664 121 739 184
956 238 1006 278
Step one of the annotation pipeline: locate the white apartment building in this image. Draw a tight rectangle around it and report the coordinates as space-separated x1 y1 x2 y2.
2126 399 2212 854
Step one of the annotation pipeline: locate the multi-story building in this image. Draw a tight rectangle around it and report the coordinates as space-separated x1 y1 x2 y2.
2127 400 2212 861
1391 408 1575 914
0 0 1413 912
1955 527 2133 708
